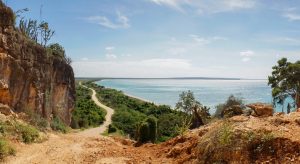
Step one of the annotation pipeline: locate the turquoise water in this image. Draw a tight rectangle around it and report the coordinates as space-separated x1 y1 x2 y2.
96 79 293 113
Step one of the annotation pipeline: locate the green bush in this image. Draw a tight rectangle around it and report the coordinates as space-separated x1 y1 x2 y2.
72 85 106 129
136 117 158 143
50 116 67 133
146 116 157 143
112 109 145 137
16 123 39 144
25 109 48 131
108 124 117 133
137 122 150 143
0 138 15 160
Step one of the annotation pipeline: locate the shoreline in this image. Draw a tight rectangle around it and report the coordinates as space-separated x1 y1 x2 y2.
93 81 158 105
123 92 155 104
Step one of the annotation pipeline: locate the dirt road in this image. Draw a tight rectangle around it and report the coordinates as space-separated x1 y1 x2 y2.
5 83 171 164
79 83 114 137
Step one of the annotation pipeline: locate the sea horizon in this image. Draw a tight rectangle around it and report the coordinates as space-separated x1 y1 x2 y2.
95 79 283 113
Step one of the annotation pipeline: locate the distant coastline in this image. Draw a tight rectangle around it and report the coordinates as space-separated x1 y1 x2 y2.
75 77 267 81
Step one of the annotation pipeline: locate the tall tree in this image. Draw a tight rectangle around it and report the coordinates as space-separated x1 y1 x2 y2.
268 58 300 109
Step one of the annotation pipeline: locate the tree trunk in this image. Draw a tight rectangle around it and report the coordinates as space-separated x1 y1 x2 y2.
191 107 204 129
296 92 300 109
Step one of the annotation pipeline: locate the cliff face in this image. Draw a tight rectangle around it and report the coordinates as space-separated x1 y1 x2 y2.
0 2 75 125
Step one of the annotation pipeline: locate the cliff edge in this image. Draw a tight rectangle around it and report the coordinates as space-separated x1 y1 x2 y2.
0 2 75 125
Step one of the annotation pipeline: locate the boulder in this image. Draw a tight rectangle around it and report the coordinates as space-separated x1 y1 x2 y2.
223 105 243 118
0 103 12 115
246 103 273 117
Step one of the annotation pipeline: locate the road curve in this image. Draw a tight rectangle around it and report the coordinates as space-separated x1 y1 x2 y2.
79 82 114 137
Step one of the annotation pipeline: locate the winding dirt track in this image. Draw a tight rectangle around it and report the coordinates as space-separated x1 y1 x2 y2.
79 83 114 137
5 83 170 164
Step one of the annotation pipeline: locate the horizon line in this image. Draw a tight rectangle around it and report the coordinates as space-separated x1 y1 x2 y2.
75 77 268 80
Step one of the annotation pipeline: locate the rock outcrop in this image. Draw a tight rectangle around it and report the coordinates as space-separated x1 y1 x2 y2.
0 2 75 125
247 103 273 117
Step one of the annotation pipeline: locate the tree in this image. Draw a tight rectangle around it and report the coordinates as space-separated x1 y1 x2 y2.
176 90 200 115
176 90 210 129
39 21 54 47
268 58 300 109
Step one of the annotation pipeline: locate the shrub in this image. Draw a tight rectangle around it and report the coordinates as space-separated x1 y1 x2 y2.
16 123 39 144
25 109 48 131
0 138 15 160
108 124 117 133
50 116 67 133
137 122 149 143
0 1 14 26
146 116 157 143
215 95 244 118
157 113 182 141
136 117 158 143
112 109 145 137
218 122 234 146
48 43 65 58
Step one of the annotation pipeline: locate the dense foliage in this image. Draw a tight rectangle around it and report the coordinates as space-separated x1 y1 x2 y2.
85 82 184 142
71 85 106 129
268 58 300 109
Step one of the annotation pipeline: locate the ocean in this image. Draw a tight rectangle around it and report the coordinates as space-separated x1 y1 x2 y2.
96 79 293 114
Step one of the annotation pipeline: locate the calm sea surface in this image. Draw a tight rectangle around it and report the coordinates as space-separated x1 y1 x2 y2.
95 79 289 113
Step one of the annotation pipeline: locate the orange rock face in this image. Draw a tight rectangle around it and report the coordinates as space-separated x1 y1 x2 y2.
246 103 274 117
0 4 75 125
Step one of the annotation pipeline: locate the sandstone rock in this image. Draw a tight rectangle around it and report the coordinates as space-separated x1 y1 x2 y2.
231 115 249 122
295 118 300 126
0 103 12 115
246 103 273 117
296 108 300 112
0 4 75 125
274 112 285 116
272 118 290 126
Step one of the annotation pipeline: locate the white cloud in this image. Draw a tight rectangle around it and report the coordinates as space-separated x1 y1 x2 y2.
242 57 251 62
150 0 186 12
81 57 89 61
167 47 187 55
189 35 227 45
149 0 256 14
240 50 254 62
86 11 130 29
283 12 300 21
105 53 117 60
121 54 132 57
105 46 115 51
72 56 274 79
265 37 300 45
240 50 254 57
72 58 194 77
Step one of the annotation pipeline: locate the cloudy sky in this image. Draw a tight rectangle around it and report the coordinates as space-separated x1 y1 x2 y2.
8 0 300 78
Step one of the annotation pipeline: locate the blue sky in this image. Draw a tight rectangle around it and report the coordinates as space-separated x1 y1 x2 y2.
7 0 300 78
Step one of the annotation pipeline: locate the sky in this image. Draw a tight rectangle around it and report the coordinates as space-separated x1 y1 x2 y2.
7 0 300 79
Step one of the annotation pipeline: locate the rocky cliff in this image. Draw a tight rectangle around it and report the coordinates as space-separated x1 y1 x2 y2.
0 2 75 125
